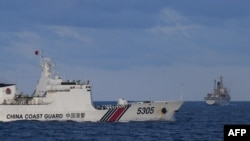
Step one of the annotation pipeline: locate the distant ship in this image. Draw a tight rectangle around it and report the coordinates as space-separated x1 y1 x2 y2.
204 76 231 105
0 51 183 122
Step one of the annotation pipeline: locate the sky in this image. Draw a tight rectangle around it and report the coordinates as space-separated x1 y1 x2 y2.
0 0 250 101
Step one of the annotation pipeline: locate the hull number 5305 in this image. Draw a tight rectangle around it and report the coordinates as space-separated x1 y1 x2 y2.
137 107 155 115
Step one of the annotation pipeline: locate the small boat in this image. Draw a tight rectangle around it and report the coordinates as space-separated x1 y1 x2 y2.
0 51 183 122
204 76 231 105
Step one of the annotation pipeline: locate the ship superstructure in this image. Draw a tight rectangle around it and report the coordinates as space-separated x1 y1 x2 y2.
0 51 183 122
204 76 231 105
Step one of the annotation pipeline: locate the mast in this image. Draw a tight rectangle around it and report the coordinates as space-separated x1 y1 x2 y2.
214 79 216 94
220 76 223 88
33 50 54 97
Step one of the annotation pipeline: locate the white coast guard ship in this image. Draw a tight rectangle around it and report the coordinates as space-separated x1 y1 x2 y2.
0 51 183 122
204 76 231 105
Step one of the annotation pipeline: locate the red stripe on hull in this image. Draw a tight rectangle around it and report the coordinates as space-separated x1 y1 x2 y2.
107 107 126 122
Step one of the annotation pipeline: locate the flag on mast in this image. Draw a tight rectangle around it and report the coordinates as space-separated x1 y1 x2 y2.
34 50 44 59
35 50 43 55
35 50 39 55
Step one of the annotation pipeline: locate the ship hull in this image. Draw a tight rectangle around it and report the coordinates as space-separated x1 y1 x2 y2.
0 101 183 122
0 53 183 122
205 98 230 105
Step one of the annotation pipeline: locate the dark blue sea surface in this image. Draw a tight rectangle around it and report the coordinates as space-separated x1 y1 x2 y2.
0 101 250 141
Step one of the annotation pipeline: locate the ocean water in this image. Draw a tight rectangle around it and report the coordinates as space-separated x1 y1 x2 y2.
0 101 249 141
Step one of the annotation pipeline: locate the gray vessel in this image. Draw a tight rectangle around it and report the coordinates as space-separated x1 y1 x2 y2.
205 76 231 105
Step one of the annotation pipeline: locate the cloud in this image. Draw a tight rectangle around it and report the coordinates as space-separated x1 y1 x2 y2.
0 1 250 101
50 26 94 43
150 24 199 37
159 8 186 24
1 31 43 61
150 8 199 37
14 31 41 41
